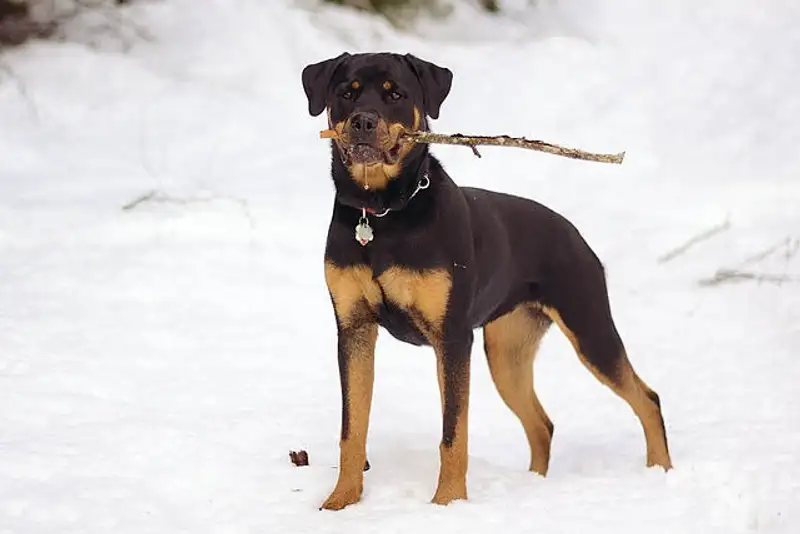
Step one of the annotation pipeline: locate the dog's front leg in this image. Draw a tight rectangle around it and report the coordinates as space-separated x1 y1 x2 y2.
431 331 473 505
320 262 380 511
320 318 378 511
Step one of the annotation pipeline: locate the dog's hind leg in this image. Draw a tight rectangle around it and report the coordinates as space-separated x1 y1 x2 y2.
483 304 555 475
541 259 673 471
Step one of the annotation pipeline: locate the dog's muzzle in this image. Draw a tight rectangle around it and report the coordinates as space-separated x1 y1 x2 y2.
335 111 406 166
346 111 382 164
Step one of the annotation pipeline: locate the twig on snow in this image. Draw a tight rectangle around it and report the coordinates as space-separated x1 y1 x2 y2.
697 269 797 287
739 236 799 267
121 189 158 211
319 129 626 165
657 217 731 264
697 235 799 288
121 189 257 230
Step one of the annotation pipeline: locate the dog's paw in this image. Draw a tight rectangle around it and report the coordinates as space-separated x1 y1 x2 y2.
430 486 467 506
319 483 363 511
647 456 674 472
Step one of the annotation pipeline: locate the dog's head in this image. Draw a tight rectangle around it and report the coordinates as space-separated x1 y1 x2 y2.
302 52 452 190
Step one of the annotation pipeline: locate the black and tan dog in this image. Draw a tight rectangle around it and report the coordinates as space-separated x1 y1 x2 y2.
301 52 672 511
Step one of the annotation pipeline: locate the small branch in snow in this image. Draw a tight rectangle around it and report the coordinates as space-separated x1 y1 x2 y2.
319 129 626 164
697 269 797 287
657 217 731 263
121 189 257 230
121 189 158 211
698 235 799 288
739 236 799 267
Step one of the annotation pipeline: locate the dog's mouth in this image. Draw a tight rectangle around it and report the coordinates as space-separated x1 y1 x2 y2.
331 115 411 168
343 141 404 166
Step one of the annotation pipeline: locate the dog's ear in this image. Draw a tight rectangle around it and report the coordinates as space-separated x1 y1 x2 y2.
403 54 453 120
301 52 351 117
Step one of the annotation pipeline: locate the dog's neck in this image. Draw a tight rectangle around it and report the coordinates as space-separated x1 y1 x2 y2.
329 144 433 217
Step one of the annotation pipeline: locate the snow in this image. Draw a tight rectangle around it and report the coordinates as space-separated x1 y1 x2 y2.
1 0 799 532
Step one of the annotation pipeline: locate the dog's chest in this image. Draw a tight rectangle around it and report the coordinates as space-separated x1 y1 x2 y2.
325 261 452 344
377 301 428 346
374 266 451 344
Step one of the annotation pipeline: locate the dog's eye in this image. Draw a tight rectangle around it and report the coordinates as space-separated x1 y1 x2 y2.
341 80 360 100
390 91 403 101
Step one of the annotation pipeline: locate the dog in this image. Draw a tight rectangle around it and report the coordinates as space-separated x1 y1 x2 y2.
301 52 672 511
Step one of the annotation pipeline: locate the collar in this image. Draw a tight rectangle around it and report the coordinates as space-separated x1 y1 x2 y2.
364 172 430 218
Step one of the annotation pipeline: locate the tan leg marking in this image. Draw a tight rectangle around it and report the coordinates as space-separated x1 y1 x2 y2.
321 262 382 510
483 304 554 475
320 322 378 511
540 305 673 470
431 345 470 506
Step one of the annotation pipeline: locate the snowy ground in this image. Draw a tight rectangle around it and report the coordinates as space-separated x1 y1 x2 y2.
1 0 799 532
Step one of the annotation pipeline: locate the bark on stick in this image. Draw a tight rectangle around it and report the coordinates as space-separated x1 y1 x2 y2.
319 129 625 165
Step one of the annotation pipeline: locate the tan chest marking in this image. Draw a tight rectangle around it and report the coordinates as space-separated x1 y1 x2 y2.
377 266 452 338
325 262 452 338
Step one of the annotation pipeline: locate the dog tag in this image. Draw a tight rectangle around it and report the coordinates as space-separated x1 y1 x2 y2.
355 218 374 246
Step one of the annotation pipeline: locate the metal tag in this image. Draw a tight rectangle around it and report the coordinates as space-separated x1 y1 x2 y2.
355 218 374 246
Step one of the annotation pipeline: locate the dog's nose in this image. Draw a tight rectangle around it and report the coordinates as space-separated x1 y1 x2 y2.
349 111 379 143
351 111 378 133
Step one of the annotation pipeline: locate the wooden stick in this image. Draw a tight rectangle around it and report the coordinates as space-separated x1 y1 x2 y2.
319 129 625 164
